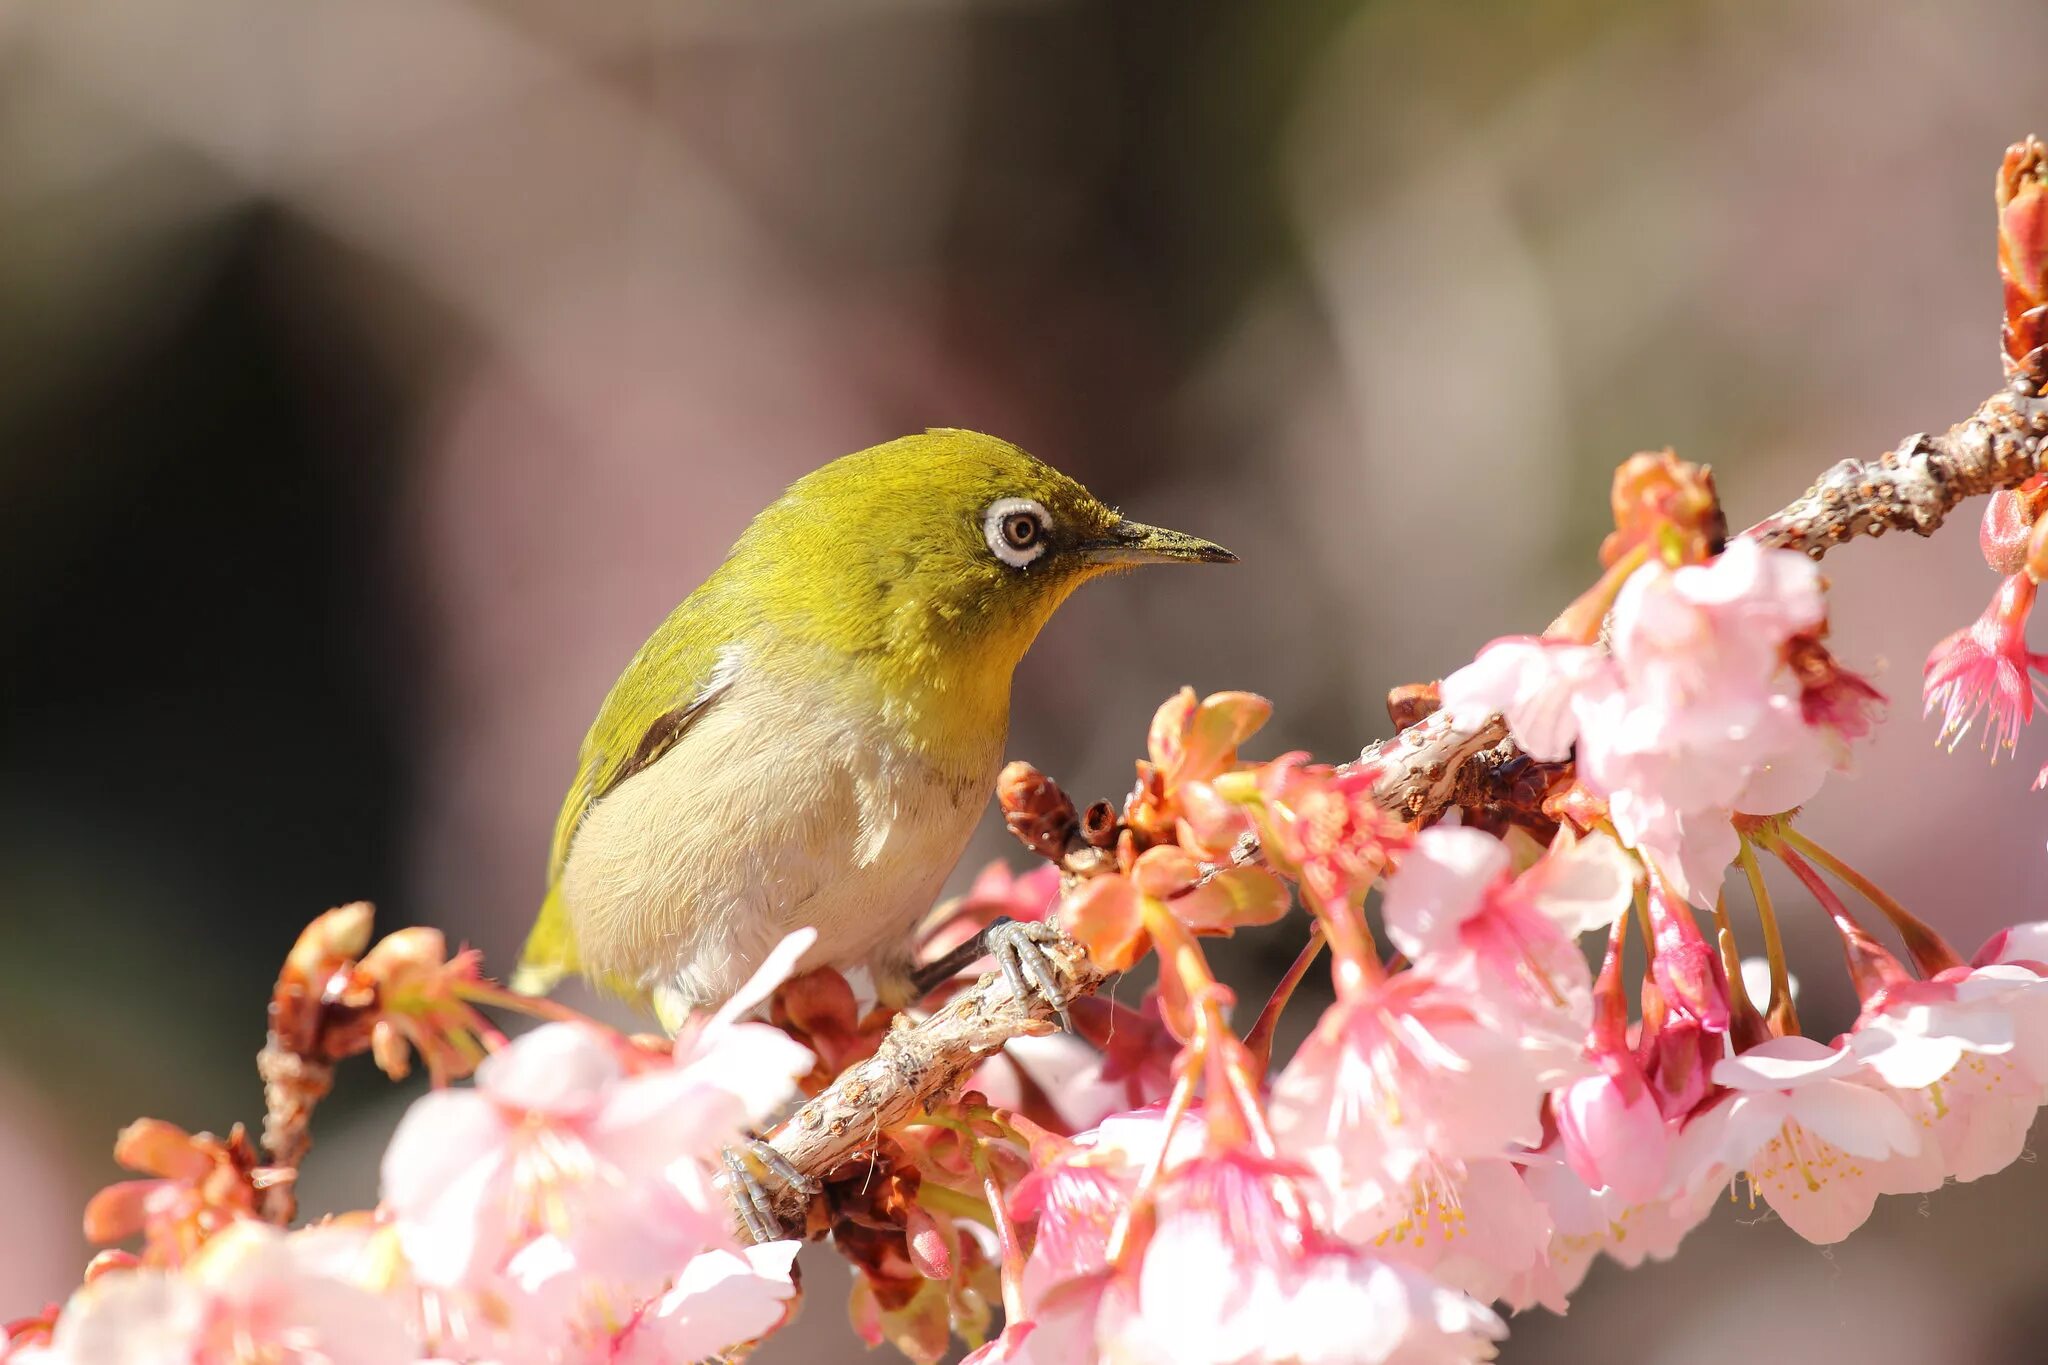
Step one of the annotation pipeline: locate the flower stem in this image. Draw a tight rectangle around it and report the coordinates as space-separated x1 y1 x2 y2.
1734 836 1798 1036
1244 925 1326 1080
978 1164 1028 1324
1105 1054 1195 1266
1631 879 1656 960
1768 841 1907 1002
1308 884 1383 996
1547 542 1651 643
916 1182 998 1232
1775 826 1962 975
453 980 594 1029
1710 893 1769 1050
1109 898 1282 1260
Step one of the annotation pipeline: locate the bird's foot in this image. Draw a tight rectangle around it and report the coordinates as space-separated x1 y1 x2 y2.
986 918 1074 1032
720 1138 817 1244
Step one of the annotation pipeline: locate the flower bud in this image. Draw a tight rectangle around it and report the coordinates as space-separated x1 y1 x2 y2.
1999 136 2048 374
283 903 374 983
1600 449 1724 569
998 761 1079 862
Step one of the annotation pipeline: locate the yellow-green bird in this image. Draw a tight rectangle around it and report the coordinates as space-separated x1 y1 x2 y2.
514 429 1233 1029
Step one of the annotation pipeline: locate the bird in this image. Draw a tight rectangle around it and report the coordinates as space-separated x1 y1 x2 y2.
512 429 1235 1034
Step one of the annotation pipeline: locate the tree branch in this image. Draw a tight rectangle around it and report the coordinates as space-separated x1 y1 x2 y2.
760 368 2048 1204
1745 366 2048 556
759 936 1100 1225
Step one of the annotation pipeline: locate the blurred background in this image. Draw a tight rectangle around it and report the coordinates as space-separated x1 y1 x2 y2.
2 0 2045 1359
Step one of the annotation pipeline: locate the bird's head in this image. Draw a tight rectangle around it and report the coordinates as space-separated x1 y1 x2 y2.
722 429 1234 715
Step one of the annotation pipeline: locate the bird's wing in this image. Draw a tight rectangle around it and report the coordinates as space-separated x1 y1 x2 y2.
511 622 740 996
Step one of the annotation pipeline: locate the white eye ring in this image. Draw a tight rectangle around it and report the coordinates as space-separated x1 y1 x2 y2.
983 497 1051 568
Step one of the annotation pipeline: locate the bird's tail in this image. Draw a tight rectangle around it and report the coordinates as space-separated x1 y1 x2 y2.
511 884 579 996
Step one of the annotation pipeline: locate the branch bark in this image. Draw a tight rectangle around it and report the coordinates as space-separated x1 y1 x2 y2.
759 936 1100 1225
760 369 2048 1200
1745 369 2048 556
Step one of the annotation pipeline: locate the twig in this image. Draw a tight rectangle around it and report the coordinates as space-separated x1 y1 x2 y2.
759 935 1102 1224
255 1042 328 1224
1360 710 1509 821
1745 362 2048 557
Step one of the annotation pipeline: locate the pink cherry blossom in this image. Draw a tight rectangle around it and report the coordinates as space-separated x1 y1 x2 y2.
1382 826 1636 1021
1554 1073 1669 1205
1955 946 2048 1085
970 1030 1161 1136
1671 1037 1924 1243
607 1243 799 1364
382 1024 705 1289
1439 636 1611 762
1349 1157 1552 1308
1253 755 1413 912
1270 969 1584 1201
1922 573 2047 755
1885 1052 2044 1185
1843 942 2048 1189
377 934 814 1363
1558 916 1673 1203
1643 876 1730 1035
1443 540 1861 909
382 933 812 1283
1513 1154 1718 1312
1849 974 2029 1090
44 1222 413 1365
1586 541 1838 905
1016 1133 1506 1365
1973 919 2048 970
960 1322 1037 1364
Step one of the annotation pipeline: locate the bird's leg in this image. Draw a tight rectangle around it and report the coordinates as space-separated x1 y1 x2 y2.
720 1137 818 1244
911 917 1073 1031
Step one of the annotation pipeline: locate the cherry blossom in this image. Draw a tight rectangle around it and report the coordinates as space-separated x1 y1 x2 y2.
1922 573 2047 756
1671 1037 1925 1243
42 1222 413 1365
1444 539 1868 908
1439 637 1609 763
1269 968 1584 1205
602 1243 800 1364
1250 755 1412 912
1884 1053 2044 1186
376 934 815 1361
1381 825 1636 1020
1012 1121 1505 1365
1849 973 2029 1090
1591 542 1839 903
1554 1072 1669 1205
971 1027 1168 1136
1512 1153 1718 1311
1350 1157 1551 1308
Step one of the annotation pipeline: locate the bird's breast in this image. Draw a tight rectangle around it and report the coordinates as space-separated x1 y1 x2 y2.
558 663 1001 1008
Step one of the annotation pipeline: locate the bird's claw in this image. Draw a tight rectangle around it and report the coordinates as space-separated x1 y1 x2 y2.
987 919 1073 1032
721 1138 816 1244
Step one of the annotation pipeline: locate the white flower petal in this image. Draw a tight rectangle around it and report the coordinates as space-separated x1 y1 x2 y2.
713 927 821 1029
1791 1081 1920 1160
1383 827 1509 957
1522 830 1638 935
476 1022 623 1116
1712 1035 1855 1089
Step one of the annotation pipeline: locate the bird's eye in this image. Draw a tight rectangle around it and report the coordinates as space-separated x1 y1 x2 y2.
982 497 1051 569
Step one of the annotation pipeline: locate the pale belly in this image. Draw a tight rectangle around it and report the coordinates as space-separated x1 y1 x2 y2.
558 672 997 1011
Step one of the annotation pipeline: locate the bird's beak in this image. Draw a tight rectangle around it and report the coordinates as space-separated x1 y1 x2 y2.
1080 518 1238 567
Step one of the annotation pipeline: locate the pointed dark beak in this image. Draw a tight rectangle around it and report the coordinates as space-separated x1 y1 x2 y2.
1079 518 1238 567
